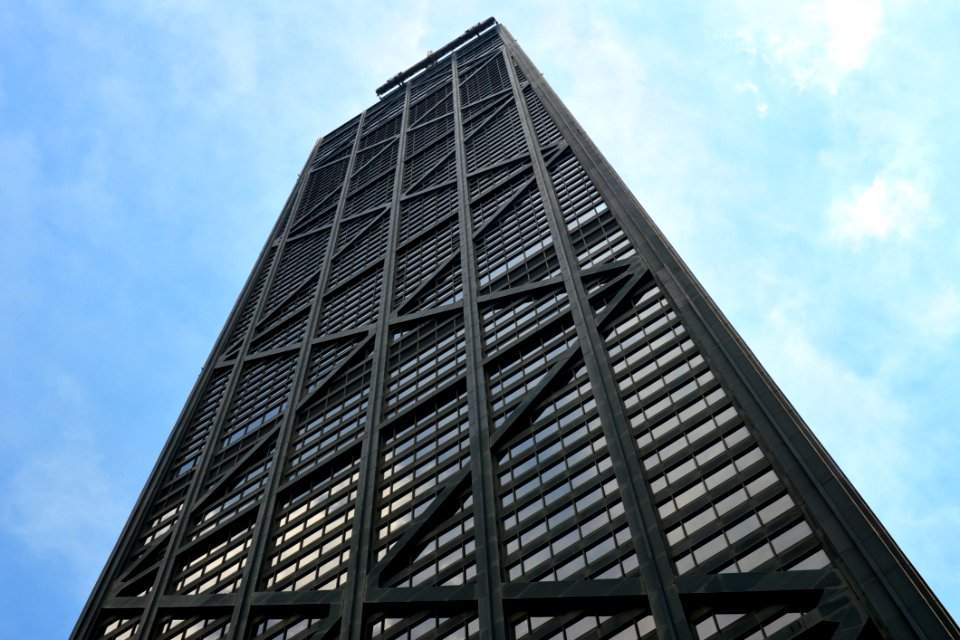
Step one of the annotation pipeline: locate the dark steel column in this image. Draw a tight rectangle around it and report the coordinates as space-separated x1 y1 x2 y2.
341 85 413 640
451 51 508 640
500 34 694 640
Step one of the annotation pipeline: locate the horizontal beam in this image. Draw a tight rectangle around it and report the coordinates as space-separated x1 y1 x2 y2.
376 18 497 97
677 570 840 611
100 571 840 616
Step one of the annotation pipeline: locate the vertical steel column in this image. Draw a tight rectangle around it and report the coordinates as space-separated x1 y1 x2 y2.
132 138 323 640
341 85 413 640
227 112 367 637
450 51 507 640
500 34 693 640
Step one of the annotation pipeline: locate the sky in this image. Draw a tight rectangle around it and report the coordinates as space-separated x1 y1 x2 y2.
1 1 958 637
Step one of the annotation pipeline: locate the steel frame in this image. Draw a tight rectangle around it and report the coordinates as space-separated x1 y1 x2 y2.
72 19 957 640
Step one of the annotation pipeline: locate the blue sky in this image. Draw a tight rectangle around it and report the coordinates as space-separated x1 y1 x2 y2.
1 1 958 637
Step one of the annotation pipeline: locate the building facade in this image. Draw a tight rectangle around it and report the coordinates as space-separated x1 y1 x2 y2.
73 19 958 640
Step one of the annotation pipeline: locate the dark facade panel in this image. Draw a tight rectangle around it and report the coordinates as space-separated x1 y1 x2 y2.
73 20 958 640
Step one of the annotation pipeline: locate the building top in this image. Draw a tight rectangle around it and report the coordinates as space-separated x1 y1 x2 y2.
375 17 497 97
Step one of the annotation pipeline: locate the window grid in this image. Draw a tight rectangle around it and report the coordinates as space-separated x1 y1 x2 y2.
376 389 471 559
461 91 514 140
355 139 396 174
95 615 140 640
264 231 330 315
409 84 454 127
211 355 296 475
464 101 526 172
303 338 364 395
311 117 360 168
368 613 479 640
263 453 359 591
288 346 373 480
485 320 578 429
467 158 530 205
394 218 460 307
481 288 570 358
157 617 231 640
474 185 562 293
290 202 337 238
361 91 406 135
461 50 511 106
248 616 324 640
345 171 395 217
384 315 467 418
295 157 349 225
456 27 502 65
126 369 230 563
496 366 638 583
189 451 274 542
404 133 456 191
510 612 657 640
358 114 402 152
251 312 310 354
409 58 453 100
383 494 476 588
315 268 383 335
583 270 633 318
693 608 810 640
170 520 253 595
352 141 400 192
521 83 562 149
469 167 535 230
223 246 277 356
550 152 634 270
570 214 635 270
329 214 389 288
263 281 318 332
405 264 464 312
398 185 458 243
414 154 459 193
407 114 455 158
335 209 385 252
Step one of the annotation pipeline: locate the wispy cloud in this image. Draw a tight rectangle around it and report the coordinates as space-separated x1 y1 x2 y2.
828 173 930 243
758 299 913 501
736 0 884 93
736 80 768 117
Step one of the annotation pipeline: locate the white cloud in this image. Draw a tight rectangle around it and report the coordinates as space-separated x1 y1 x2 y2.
828 174 930 242
736 80 769 117
736 0 884 93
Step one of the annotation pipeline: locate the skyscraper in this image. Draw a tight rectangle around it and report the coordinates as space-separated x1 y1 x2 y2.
73 18 957 640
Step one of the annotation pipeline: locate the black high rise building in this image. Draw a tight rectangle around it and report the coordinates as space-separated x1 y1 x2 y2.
73 19 957 640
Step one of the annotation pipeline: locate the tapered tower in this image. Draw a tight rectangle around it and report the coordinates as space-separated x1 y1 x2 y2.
73 19 957 640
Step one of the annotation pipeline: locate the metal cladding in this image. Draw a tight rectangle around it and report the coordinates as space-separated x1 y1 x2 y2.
74 20 958 640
